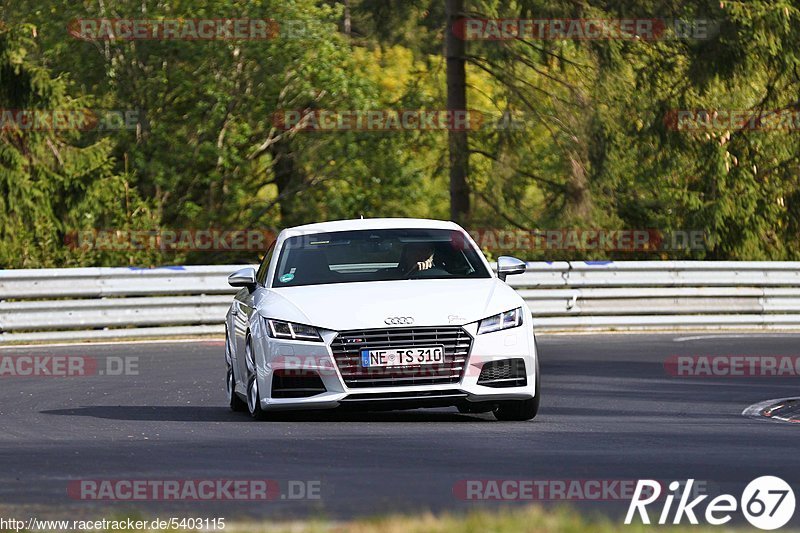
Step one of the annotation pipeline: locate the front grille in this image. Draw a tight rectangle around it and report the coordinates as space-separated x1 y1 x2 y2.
330 327 473 388
477 358 527 388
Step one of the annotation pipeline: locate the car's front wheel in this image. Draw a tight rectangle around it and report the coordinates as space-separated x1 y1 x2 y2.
246 375 268 420
493 356 540 421
493 396 539 421
243 337 268 420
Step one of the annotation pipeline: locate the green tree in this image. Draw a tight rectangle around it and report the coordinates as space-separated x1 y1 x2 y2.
0 22 154 267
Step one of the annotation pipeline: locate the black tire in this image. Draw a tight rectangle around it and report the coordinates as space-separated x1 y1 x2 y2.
225 328 247 412
227 366 247 412
246 375 268 420
493 396 539 421
457 403 493 414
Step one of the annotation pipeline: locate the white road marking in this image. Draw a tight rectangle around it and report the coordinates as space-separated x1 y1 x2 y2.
742 397 800 425
675 334 800 342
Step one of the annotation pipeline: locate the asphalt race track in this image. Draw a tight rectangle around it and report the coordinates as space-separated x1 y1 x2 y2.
1 333 798 524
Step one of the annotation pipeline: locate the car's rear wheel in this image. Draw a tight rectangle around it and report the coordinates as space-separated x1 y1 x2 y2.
227 366 246 412
225 329 246 412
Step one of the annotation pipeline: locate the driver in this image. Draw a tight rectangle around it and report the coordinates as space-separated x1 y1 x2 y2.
399 242 435 274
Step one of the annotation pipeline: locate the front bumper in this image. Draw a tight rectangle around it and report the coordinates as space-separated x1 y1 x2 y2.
250 321 538 411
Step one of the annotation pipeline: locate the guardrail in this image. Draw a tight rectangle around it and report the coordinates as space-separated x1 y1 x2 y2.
509 261 800 331
1 262 799 342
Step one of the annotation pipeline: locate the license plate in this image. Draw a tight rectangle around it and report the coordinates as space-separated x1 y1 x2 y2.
360 346 444 368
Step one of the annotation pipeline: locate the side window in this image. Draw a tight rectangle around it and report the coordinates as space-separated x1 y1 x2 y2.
256 241 276 286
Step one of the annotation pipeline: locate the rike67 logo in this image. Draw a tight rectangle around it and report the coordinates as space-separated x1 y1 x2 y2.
626 477 795 530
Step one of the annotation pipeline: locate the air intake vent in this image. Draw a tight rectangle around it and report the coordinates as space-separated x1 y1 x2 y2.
271 370 326 398
477 358 527 388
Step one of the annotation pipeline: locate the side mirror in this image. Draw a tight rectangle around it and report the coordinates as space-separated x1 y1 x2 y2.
228 267 257 290
497 256 526 282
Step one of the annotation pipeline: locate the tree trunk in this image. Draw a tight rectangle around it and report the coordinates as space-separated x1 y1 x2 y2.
269 138 303 227
445 0 470 225
343 0 351 36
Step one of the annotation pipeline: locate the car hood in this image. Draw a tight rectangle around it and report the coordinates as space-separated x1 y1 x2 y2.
256 278 523 331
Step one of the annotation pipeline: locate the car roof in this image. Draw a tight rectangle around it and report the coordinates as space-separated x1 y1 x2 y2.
282 218 463 235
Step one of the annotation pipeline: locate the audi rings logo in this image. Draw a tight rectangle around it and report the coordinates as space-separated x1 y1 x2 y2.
384 317 414 325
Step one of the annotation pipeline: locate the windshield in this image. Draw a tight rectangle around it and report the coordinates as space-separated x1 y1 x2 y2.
271 228 490 287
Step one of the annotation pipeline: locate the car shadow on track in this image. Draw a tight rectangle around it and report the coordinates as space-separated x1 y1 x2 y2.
41 406 499 423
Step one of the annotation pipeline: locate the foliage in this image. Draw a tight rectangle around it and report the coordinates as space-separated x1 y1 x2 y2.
1 0 799 266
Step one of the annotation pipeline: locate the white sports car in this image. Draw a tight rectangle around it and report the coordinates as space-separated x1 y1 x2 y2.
224 218 540 421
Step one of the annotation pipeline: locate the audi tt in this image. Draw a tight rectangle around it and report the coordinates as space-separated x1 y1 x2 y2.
224 218 540 421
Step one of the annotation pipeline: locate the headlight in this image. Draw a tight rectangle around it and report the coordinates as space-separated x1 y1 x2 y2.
265 319 323 342
477 307 524 335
